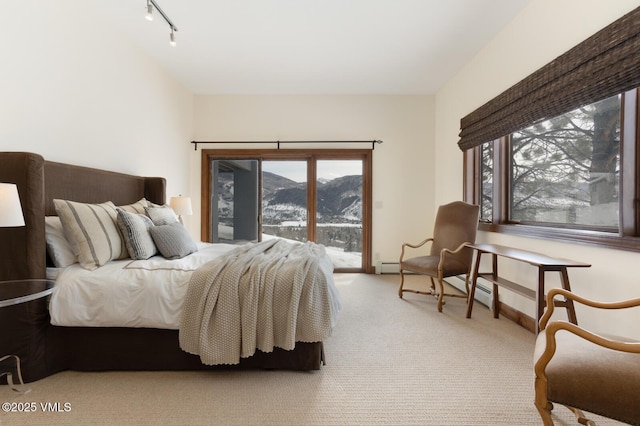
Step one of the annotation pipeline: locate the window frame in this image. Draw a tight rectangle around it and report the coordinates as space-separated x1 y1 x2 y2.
464 89 640 252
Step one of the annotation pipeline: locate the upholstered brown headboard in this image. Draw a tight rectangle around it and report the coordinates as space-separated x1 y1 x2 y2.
0 152 166 281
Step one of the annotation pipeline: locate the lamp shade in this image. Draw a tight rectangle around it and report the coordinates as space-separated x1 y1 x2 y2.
169 196 193 216
0 183 25 227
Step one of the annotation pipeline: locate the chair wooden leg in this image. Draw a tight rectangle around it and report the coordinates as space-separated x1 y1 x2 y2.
566 406 595 426
398 269 405 298
436 278 445 312
463 273 470 298
535 403 555 426
534 376 554 426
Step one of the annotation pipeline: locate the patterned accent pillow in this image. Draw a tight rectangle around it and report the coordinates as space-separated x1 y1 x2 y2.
44 216 77 267
144 205 178 226
118 198 149 214
149 222 198 259
53 199 127 270
116 209 157 260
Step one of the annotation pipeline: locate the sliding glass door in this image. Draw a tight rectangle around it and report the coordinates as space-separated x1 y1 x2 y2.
202 149 372 272
262 161 308 243
315 160 363 269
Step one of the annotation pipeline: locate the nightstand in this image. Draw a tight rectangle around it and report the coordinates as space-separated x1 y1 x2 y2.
0 279 55 393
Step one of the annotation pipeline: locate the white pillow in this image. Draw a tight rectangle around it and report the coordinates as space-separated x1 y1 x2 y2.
54 199 127 270
145 205 178 226
45 216 77 268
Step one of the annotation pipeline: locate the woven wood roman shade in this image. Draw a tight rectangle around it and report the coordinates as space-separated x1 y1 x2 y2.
458 6 640 151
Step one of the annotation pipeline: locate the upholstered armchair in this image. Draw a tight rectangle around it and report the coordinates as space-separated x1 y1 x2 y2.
534 288 640 425
398 201 479 312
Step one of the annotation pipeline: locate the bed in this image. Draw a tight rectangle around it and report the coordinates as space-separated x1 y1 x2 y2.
0 152 340 383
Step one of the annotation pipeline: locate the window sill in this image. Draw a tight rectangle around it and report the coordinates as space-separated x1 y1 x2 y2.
478 223 640 253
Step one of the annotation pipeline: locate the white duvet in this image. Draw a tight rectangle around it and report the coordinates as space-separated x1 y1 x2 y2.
50 241 338 330
50 242 236 328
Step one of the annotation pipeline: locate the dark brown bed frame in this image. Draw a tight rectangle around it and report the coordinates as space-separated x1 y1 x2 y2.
0 152 324 383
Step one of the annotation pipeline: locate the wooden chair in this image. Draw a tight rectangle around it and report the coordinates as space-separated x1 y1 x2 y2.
534 288 640 425
398 201 479 312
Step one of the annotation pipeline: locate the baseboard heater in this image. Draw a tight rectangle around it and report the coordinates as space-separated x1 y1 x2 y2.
376 261 492 309
375 261 401 274
448 275 493 309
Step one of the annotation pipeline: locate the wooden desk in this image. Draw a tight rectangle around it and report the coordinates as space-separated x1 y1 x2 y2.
465 243 591 333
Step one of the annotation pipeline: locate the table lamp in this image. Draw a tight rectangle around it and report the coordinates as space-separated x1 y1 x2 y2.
0 183 25 228
169 195 192 225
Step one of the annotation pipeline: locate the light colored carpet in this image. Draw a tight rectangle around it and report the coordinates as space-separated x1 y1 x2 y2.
0 274 624 425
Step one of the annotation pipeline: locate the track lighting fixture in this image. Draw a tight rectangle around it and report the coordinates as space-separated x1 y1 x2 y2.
144 0 178 47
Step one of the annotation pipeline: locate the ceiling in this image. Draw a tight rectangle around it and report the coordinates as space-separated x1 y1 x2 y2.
91 0 531 95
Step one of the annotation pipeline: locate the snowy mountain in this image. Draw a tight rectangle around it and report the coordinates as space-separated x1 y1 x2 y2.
262 172 362 224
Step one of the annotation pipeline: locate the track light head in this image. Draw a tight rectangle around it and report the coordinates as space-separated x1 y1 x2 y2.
169 27 176 47
145 0 153 21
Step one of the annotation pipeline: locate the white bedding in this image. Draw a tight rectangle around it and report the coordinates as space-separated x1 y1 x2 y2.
50 242 238 328
49 241 339 330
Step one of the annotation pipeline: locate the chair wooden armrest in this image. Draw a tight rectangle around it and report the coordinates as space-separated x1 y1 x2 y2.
400 237 433 263
534 288 640 425
438 241 473 268
535 321 640 373
536 287 640 376
539 288 640 330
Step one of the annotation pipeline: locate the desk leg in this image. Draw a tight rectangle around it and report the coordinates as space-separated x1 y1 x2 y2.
466 251 482 318
491 254 499 318
536 268 546 334
559 268 578 325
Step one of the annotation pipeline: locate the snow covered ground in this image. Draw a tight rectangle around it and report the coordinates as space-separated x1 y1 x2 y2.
214 225 362 269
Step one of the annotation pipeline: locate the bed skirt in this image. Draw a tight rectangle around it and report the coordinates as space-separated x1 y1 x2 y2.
44 326 324 377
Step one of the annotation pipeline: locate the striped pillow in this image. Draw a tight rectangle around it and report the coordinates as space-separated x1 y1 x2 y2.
118 198 150 214
116 209 157 260
53 199 127 270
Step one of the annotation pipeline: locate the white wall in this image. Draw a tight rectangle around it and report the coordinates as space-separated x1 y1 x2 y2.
192 95 435 264
0 0 193 199
435 0 640 337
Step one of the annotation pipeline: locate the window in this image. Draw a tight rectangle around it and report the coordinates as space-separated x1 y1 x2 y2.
480 141 493 222
465 89 640 251
202 149 373 272
461 8 640 251
510 94 620 229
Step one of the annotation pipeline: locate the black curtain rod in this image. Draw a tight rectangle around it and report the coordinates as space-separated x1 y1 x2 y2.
191 140 383 151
